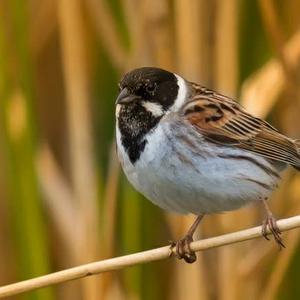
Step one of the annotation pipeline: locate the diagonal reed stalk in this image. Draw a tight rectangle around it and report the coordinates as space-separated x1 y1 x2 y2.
0 216 300 299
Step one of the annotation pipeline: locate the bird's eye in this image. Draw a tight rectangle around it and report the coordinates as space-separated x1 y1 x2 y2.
145 83 156 94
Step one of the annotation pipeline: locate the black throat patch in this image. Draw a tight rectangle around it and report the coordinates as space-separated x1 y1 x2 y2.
118 103 162 164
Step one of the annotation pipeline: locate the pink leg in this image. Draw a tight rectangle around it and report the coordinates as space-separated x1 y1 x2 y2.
173 214 205 263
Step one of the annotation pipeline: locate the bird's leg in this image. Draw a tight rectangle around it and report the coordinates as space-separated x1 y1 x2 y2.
261 199 285 249
172 214 205 264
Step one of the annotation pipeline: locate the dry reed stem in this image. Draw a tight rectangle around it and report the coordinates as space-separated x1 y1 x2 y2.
200 0 217 87
57 0 99 298
261 230 300 300
174 0 201 80
103 144 120 259
100 144 120 297
172 256 209 300
142 0 174 70
121 0 144 68
238 241 275 278
214 0 238 96
214 2 239 299
258 0 295 85
29 0 57 55
0 215 300 299
121 0 138 60
241 30 300 117
85 0 127 71
36 144 78 262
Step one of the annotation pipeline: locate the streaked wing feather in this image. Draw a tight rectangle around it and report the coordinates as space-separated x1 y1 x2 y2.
183 86 300 168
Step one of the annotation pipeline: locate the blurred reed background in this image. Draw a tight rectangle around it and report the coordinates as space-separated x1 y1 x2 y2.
0 0 300 299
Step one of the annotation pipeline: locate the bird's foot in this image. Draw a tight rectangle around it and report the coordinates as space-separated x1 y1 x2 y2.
262 214 285 249
171 235 197 264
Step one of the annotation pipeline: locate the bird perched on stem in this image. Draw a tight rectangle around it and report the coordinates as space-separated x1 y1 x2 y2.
115 67 300 263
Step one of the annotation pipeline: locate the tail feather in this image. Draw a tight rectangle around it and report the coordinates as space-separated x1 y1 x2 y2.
296 139 300 155
294 139 300 171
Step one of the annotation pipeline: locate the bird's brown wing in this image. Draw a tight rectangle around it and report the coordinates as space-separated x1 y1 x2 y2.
182 86 300 168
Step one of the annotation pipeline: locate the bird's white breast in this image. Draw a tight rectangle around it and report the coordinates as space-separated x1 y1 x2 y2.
116 116 281 215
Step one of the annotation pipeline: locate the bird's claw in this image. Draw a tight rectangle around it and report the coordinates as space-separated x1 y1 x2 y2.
262 215 285 249
170 235 197 264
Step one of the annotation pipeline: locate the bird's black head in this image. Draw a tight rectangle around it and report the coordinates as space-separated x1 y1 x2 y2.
116 67 179 164
116 67 179 111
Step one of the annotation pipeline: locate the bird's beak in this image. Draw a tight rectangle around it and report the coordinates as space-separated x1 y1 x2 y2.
116 88 138 105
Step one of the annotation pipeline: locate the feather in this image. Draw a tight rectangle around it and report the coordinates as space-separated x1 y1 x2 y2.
183 85 300 170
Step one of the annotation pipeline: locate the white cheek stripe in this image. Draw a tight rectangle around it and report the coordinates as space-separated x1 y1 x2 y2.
115 104 121 118
171 74 188 112
141 101 164 117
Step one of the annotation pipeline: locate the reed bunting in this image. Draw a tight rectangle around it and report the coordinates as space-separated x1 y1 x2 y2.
115 67 300 263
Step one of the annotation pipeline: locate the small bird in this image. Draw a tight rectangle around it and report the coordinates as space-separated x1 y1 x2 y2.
115 67 300 263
